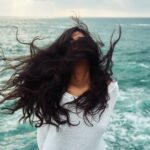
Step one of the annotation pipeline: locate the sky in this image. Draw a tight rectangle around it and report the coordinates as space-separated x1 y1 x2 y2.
0 0 150 18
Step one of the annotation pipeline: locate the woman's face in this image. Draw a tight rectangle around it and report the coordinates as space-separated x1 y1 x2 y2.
70 31 89 68
71 31 85 41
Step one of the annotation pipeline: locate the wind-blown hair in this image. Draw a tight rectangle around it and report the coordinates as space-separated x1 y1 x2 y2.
0 17 121 131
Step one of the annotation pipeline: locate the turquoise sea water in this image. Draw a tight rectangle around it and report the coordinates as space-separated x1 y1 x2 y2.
0 17 150 150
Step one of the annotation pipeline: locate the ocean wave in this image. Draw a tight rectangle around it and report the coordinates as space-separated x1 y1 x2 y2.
138 63 149 69
131 24 150 27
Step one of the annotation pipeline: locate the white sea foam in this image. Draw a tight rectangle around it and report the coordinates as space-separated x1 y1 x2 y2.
138 63 149 68
131 24 150 27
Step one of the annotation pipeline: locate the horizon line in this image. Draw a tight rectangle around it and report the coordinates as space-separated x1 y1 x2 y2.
0 15 150 19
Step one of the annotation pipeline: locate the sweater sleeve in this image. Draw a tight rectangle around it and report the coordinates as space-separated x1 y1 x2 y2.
95 80 120 129
37 123 50 150
107 80 120 112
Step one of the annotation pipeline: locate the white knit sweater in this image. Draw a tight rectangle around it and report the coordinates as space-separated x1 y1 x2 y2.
37 80 120 150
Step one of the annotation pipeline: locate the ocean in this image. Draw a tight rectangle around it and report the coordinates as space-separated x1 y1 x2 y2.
0 17 150 150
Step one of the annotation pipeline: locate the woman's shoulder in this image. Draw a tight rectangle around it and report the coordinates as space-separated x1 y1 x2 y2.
107 79 120 97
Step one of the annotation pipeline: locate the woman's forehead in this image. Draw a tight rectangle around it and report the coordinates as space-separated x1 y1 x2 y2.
71 31 85 41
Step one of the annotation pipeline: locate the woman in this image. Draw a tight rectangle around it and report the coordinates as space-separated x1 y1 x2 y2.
0 17 121 150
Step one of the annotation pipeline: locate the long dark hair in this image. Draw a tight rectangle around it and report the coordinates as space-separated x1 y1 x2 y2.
0 16 121 131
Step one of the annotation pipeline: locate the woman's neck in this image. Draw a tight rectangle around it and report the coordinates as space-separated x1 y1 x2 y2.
69 59 91 89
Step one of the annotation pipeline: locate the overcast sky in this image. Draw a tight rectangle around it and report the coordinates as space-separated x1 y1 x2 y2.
0 0 150 18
